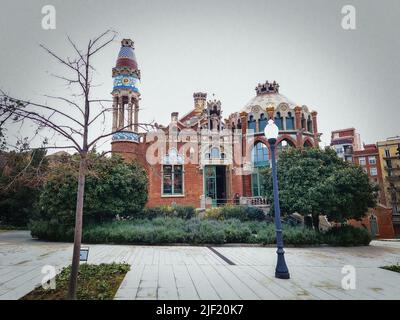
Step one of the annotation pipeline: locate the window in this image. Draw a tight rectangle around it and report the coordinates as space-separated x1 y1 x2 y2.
210 147 220 159
251 170 265 197
252 142 269 167
285 112 295 130
359 157 366 165
301 113 306 129
162 165 183 195
248 115 256 131
385 148 390 157
368 156 376 165
274 112 283 130
258 114 267 132
370 167 377 176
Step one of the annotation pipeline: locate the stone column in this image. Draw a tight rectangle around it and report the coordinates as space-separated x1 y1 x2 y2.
112 96 118 132
128 96 133 131
118 99 124 130
294 106 302 148
294 106 302 129
311 111 319 146
134 101 139 133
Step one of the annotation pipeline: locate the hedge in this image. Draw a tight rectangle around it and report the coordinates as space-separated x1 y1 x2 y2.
30 217 372 246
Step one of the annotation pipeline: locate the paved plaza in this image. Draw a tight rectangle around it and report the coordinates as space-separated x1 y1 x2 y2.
0 231 400 300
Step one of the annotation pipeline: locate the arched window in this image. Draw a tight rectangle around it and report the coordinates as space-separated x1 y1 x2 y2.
286 112 295 130
248 115 256 131
251 142 269 197
252 142 269 167
258 113 267 132
274 112 283 130
307 115 313 133
301 113 306 129
210 147 220 159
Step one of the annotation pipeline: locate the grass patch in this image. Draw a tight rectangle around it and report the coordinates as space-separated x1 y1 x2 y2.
21 263 130 300
381 265 400 274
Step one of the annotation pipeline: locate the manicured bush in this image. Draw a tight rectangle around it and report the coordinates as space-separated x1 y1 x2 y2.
221 219 252 242
204 207 222 220
220 205 247 221
322 224 372 246
30 217 371 247
244 206 265 221
141 205 196 220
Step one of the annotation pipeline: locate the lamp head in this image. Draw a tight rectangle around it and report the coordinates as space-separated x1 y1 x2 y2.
264 119 279 143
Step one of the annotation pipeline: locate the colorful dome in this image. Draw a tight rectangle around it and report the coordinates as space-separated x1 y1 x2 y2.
115 39 138 70
113 39 140 93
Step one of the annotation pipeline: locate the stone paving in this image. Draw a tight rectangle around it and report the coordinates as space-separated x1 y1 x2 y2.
1 231 400 300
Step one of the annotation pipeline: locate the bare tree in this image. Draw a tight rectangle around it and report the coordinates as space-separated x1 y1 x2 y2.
0 30 152 299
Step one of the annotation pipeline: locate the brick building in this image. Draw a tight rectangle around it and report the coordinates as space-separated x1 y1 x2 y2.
110 39 321 208
352 144 395 238
330 128 361 162
377 137 400 234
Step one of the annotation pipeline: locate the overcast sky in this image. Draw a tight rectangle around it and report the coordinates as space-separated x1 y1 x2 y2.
1 0 399 151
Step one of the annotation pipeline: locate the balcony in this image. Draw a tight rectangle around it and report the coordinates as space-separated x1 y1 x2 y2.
384 166 400 171
383 155 399 160
386 175 400 182
392 213 400 225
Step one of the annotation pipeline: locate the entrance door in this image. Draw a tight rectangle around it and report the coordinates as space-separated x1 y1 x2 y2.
204 165 226 206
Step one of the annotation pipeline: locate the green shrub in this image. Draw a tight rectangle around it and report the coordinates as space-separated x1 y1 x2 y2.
173 205 196 219
222 219 252 242
30 217 372 247
322 225 371 246
192 220 225 244
141 205 196 220
32 154 148 227
204 207 222 220
245 206 265 221
220 205 247 221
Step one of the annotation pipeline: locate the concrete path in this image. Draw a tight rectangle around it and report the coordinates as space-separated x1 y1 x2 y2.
1 231 400 300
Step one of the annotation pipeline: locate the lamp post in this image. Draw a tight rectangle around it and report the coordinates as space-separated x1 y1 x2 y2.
264 119 290 279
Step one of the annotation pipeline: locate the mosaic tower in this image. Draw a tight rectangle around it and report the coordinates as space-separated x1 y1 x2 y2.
111 39 140 138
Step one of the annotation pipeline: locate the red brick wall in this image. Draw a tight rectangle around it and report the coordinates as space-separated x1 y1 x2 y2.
348 206 395 239
145 162 204 207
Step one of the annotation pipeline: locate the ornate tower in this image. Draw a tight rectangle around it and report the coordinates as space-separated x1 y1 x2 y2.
111 39 142 161
111 39 140 140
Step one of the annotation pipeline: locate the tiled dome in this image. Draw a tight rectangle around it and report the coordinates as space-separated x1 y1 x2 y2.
115 39 138 70
242 81 297 112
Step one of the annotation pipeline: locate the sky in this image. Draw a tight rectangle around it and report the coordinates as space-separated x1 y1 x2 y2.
1 0 399 152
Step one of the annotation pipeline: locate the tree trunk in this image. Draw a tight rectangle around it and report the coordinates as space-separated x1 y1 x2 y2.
312 214 320 233
67 155 87 300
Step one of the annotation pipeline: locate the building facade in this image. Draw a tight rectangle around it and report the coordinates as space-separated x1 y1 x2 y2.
110 39 321 208
330 128 361 162
352 144 395 238
377 137 400 234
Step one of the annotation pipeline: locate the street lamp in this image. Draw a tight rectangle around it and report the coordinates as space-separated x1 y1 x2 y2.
264 119 290 279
